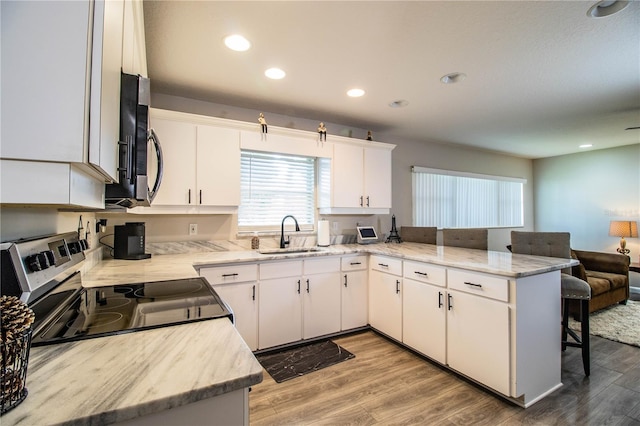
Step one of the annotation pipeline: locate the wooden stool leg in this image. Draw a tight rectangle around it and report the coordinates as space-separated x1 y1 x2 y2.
581 299 590 376
562 298 569 351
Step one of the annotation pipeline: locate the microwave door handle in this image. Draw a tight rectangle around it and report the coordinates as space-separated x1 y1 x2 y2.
148 128 164 203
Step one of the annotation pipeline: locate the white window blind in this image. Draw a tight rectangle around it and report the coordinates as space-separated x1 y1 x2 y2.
412 166 525 228
239 150 316 229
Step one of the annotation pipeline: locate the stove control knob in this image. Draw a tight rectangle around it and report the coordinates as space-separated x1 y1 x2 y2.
79 239 89 251
26 251 52 272
44 250 56 267
68 242 80 254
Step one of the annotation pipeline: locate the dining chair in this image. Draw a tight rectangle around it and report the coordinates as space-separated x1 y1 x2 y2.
510 231 591 376
442 228 488 250
400 226 437 244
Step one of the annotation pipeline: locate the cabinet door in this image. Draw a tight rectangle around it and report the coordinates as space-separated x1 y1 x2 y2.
214 282 258 351
341 270 368 330
402 278 446 364
302 272 341 339
121 0 147 77
259 277 302 349
332 144 364 208
1 1 90 163
369 270 402 341
149 118 197 205
89 0 124 182
196 125 241 206
363 147 392 209
446 290 510 395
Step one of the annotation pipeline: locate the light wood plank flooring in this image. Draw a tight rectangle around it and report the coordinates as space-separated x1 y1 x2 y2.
249 331 640 425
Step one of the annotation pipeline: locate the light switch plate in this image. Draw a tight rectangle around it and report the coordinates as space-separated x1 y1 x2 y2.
189 224 198 235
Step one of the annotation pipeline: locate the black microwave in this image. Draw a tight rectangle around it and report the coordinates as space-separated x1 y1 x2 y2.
105 72 163 208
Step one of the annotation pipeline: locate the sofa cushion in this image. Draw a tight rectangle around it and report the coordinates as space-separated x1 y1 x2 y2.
585 275 611 296
586 270 628 290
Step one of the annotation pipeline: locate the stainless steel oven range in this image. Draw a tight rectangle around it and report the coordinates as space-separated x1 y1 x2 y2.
1 233 232 346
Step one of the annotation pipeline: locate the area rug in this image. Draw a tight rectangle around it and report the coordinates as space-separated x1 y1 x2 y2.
256 340 355 383
569 300 640 347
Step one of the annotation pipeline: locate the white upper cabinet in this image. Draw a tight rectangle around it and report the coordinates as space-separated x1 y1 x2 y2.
319 142 394 214
128 109 240 214
121 0 148 77
0 0 140 207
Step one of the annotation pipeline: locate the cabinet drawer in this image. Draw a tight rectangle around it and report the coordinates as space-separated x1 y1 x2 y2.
341 255 368 271
200 264 257 285
260 260 303 280
403 260 446 287
370 255 402 276
448 269 509 302
304 257 340 275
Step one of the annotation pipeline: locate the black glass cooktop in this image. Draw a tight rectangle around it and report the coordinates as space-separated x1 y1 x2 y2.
31 276 232 346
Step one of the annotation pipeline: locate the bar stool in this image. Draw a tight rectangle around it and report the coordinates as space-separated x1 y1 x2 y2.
442 228 488 250
400 226 437 244
510 231 591 376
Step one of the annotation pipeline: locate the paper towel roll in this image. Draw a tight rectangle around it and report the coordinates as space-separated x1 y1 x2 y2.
317 220 330 247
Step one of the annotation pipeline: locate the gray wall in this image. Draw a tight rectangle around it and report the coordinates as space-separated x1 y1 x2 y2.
533 144 640 259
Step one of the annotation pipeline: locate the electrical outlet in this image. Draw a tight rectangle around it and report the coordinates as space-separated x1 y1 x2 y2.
189 224 198 235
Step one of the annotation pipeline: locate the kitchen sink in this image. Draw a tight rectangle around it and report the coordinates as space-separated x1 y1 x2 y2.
258 247 322 255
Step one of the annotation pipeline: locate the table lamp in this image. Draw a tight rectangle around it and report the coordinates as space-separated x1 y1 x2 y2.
608 220 638 255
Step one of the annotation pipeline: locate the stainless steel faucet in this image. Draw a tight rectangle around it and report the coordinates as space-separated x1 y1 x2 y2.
280 215 300 248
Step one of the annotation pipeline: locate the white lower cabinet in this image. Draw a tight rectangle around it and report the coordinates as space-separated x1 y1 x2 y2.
340 255 368 330
402 278 447 364
302 257 341 339
199 264 258 351
369 255 403 341
446 288 510 395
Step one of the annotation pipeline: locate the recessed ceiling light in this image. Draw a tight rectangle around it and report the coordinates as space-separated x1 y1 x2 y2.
347 88 365 97
265 68 286 79
388 100 409 108
579 144 593 149
440 72 467 84
224 34 251 52
587 1 629 18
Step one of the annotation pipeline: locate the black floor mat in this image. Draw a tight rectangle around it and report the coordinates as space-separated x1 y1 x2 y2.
256 340 355 383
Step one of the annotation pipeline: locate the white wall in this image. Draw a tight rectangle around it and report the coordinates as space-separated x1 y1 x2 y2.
533 144 640 260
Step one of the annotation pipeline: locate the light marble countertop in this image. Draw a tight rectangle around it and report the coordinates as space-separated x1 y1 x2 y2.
82 240 578 288
2 320 262 426
2 240 577 425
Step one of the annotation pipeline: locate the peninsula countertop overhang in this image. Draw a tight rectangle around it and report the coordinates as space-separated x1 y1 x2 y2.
82 242 579 288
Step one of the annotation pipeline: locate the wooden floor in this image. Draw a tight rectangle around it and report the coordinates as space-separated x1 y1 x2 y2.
249 331 640 425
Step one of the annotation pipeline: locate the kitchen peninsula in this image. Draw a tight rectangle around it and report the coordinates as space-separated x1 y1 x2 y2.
2 242 577 425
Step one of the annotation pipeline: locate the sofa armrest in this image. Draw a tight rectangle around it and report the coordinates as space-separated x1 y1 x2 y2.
572 249 630 276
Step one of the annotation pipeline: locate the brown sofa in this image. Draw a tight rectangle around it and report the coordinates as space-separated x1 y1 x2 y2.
570 249 630 316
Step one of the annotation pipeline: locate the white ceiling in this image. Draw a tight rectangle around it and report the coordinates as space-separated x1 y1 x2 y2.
143 1 640 159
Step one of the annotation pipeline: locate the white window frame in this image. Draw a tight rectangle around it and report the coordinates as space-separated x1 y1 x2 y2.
412 166 526 229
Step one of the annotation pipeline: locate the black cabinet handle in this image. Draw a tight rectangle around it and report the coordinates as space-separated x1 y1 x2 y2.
188 189 191 204
438 291 443 308
222 273 239 278
448 293 453 310
378 263 389 268
366 196 370 207
414 271 428 277
464 281 483 288
344 274 348 287
396 280 400 294
350 262 362 265
199 189 202 204
359 196 363 206
306 279 310 293
252 285 255 301
297 280 301 294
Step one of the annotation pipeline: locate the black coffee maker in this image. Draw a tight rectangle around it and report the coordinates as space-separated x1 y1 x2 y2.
114 222 151 260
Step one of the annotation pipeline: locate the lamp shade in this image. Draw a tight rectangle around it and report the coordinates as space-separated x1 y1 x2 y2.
608 221 639 238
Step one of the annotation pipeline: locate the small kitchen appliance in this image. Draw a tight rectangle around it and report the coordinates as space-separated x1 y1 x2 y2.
114 222 151 260
356 226 378 244
0 232 233 347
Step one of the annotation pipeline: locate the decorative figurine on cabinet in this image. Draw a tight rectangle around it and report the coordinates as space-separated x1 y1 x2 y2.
366 131 373 141
317 122 327 141
258 113 267 140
